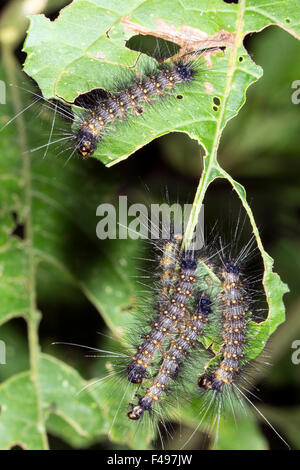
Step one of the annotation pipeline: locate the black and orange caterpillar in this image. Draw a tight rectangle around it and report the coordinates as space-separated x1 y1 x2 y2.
75 61 196 158
198 258 248 392
128 295 212 420
127 244 197 385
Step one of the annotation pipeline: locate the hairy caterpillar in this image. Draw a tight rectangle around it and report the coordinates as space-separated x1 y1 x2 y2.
128 246 199 404
126 230 217 420
157 234 184 296
2 39 212 165
1 54 199 162
127 242 201 387
125 227 288 449
75 60 197 158
198 256 247 392
182 232 290 450
53 217 288 449
128 294 212 420
127 234 184 384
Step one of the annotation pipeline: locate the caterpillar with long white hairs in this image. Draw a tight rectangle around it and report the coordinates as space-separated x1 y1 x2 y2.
1 50 204 164
53 223 289 449
74 60 197 158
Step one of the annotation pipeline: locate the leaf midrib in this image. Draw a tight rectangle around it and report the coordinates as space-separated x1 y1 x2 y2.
183 0 246 246
2 47 49 450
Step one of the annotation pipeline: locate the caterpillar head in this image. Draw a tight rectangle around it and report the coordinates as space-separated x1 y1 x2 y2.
180 250 197 270
224 260 240 275
76 129 97 158
198 297 212 315
198 373 224 393
127 404 145 420
127 396 152 420
198 373 214 390
174 62 195 81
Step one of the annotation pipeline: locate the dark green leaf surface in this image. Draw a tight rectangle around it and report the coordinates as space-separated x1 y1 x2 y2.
0 64 149 448
23 0 300 166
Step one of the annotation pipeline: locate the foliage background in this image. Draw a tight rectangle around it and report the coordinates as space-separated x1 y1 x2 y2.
0 0 299 450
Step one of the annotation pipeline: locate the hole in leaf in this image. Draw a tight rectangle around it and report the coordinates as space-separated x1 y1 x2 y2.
239 56 244 62
223 0 239 3
74 89 110 110
177 95 183 100
126 35 180 60
0 318 29 378
11 212 25 240
213 97 220 106
213 105 218 112
285 18 291 23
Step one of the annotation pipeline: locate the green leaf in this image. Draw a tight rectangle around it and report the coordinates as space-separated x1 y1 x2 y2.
0 60 148 448
23 0 299 166
0 351 154 450
215 412 268 450
0 322 29 382
21 0 292 367
0 371 47 450
38 354 107 446
0 234 30 325
0 354 105 449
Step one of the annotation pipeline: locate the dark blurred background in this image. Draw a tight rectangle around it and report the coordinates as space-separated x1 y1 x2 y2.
0 0 299 450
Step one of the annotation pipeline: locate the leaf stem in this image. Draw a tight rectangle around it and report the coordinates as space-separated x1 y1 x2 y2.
183 0 288 346
183 0 246 247
2 46 49 450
